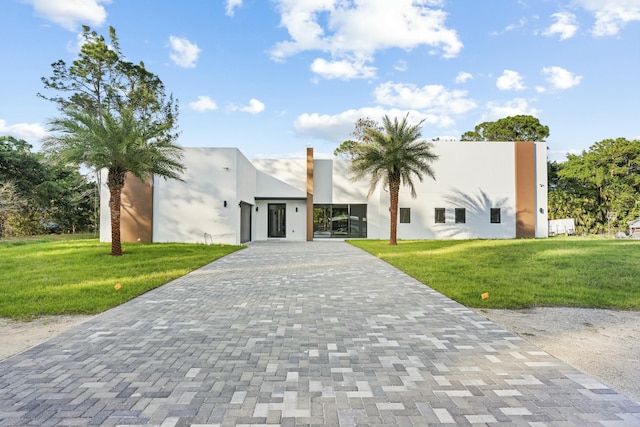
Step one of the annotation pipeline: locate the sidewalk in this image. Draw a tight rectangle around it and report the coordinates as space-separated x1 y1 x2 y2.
1 241 639 426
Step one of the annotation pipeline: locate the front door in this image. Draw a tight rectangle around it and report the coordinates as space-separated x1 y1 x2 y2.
240 202 252 243
268 203 286 238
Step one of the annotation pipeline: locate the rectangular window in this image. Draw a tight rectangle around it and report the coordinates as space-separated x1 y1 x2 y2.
490 208 501 224
435 208 445 224
399 208 411 223
455 208 466 224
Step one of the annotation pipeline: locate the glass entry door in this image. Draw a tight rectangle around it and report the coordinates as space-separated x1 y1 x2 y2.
268 204 286 238
331 205 349 237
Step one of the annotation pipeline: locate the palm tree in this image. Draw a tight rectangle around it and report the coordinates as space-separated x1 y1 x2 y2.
350 115 438 245
46 108 184 256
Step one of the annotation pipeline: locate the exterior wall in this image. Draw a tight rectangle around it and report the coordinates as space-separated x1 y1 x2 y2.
515 142 536 238
120 173 153 243
331 160 369 203
98 170 154 243
98 169 111 242
253 159 306 196
373 142 518 240
306 148 314 241
153 147 243 245
100 142 547 244
254 199 307 241
313 160 333 204
535 142 549 237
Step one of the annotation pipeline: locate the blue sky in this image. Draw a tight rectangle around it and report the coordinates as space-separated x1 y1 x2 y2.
1 0 639 162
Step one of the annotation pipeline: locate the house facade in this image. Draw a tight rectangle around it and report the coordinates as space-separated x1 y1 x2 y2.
99 141 548 245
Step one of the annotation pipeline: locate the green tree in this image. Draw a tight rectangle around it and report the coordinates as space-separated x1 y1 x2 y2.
0 182 24 238
460 115 549 142
0 136 47 196
0 136 95 235
42 26 184 256
349 115 438 245
334 117 382 159
552 138 640 234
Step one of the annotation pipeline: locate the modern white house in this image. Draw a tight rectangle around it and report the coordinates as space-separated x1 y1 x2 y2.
99 141 548 245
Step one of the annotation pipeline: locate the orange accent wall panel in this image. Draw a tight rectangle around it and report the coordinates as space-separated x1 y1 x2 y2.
306 147 314 241
515 142 536 238
121 173 153 243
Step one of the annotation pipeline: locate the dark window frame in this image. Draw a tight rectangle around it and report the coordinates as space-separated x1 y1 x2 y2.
435 208 446 224
399 208 411 224
455 208 466 224
490 208 501 224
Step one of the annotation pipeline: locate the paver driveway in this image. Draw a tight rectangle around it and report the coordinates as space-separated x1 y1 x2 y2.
1 241 639 426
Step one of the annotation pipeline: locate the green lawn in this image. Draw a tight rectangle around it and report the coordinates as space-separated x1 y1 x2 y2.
0 236 242 319
349 238 640 310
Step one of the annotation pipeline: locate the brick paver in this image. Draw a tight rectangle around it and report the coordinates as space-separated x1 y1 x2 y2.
1 241 639 426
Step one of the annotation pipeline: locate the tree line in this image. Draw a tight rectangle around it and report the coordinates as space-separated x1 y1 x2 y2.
0 135 96 238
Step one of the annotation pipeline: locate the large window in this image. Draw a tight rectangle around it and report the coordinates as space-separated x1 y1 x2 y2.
490 208 501 224
313 204 367 238
435 208 446 223
455 208 466 224
399 208 411 224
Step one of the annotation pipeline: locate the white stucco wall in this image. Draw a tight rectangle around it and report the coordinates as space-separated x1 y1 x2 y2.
368 142 518 240
98 169 110 242
254 199 307 241
313 159 333 204
535 142 549 237
153 147 243 245
253 159 306 196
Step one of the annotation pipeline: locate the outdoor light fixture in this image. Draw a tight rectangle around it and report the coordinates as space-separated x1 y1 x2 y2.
223 201 227 207
295 207 298 212
256 206 259 212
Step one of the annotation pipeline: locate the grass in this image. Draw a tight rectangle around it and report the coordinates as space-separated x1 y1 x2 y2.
0 236 242 319
349 238 640 310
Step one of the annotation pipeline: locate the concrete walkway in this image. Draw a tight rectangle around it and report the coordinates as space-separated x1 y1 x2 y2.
1 241 639 427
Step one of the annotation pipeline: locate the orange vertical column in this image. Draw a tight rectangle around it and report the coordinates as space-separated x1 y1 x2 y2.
306 147 314 241
120 173 154 242
515 142 536 238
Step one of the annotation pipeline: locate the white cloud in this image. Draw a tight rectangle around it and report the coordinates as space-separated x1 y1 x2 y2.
0 120 48 143
544 12 579 40
24 0 109 31
226 0 242 16
229 99 265 114
492 17 528 35
505 18 529 32
269 0 462 79
188 96 218 112
168 36 201 68
541 66 582 90
294 106 454 143
455 71 473 84
496 70 526 91
576 0 640 36
393 60 408 72
373 82 477 115
310 58 377 80
480 98 541 122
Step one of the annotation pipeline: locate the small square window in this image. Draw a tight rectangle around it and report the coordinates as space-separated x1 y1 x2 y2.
435 208 445 224
399 208 411 223
490 208 501 224
455 208 466 224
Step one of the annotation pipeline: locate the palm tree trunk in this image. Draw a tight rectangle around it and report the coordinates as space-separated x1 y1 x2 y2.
108 171 125 256
389 178 400 246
